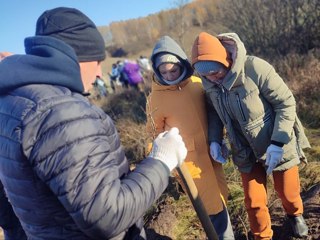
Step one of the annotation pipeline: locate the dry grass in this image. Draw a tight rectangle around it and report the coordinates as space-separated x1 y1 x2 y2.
116 119 148 165
271 50 320 128
171 195 206 239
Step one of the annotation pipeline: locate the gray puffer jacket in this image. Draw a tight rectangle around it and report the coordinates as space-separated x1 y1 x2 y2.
0 36 169 239
202 33 310 173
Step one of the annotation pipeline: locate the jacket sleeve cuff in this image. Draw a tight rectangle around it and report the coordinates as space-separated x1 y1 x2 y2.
271 140 284 147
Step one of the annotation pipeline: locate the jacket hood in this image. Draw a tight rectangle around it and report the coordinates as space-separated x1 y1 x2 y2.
200 33 247 91
191 32 230 68
0 35 83 95
150 36 193 85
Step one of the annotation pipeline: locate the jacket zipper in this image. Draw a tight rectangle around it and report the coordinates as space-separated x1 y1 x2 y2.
220 85 236 122
236 94 246 121
215 86 226 125
218 85 231 126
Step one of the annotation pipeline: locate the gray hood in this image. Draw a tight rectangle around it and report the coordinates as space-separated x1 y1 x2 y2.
151 36 193 85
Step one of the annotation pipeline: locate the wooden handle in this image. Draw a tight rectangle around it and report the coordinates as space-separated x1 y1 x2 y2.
177 164 218 240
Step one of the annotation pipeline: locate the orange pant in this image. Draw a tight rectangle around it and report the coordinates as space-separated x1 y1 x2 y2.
241 163 303 240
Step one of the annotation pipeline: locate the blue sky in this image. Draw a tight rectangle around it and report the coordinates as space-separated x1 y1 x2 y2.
0 0 178 54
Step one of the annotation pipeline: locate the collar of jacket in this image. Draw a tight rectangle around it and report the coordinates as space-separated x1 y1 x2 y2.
151 74 190 91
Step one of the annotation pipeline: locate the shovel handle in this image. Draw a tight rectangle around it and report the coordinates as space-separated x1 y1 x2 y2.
177 164 218 240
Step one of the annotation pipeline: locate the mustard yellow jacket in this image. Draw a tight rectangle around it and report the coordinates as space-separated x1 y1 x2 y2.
146 75 228 215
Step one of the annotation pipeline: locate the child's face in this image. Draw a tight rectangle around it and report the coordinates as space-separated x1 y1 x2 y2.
158 63 182 81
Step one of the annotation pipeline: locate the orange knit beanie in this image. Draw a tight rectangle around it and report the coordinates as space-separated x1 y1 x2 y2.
191 32 230 68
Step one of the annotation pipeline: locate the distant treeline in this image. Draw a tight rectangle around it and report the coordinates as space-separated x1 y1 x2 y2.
98 0 319 59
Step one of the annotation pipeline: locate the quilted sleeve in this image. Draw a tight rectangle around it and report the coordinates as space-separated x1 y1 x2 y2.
22 96 169 239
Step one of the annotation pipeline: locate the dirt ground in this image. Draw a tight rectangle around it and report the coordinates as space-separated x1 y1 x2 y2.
0 184 318 239
269 184 320 240
145 183 320 240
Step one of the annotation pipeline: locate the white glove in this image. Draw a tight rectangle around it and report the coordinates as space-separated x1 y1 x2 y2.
149 127 187 171
266 144 284 175
210 142 227 164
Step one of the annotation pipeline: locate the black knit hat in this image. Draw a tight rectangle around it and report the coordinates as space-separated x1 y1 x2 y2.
36 7 106 62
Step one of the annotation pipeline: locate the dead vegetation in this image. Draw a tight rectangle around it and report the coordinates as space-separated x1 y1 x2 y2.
1 0 319 239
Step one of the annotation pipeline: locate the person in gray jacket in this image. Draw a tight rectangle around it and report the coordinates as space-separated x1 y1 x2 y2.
0 7 187 240
191 32 310 240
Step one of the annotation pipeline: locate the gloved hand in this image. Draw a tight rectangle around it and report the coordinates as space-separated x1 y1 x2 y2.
210 142 227 164
266 144 284 175
148 127 187 171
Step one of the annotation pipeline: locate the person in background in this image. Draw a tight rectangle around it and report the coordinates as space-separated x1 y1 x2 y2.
0 7 187 240
93 76 108 98
108 62 120 93
117 60 130 89
191 31 310 240
123 60 144 91
146 35 235 240
138 55 152 79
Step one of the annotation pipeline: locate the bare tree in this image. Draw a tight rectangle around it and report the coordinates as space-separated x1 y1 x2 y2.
171 0 192 49
217 0 320 56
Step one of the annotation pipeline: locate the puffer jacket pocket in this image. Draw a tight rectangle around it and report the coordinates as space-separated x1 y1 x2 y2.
243 113 274 159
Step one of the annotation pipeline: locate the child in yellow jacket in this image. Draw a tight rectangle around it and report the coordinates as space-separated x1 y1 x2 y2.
146 35 235 239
